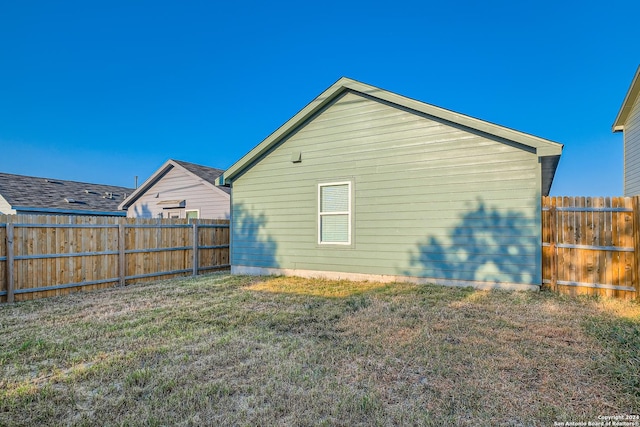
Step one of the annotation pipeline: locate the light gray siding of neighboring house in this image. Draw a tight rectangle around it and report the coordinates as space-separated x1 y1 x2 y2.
0 195 15 215
231 91 542 289
624 94 640 195
127 167 230 219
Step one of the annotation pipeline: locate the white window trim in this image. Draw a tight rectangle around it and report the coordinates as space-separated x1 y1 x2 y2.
318 181 351 245
185 209 200 219
165 208 183 219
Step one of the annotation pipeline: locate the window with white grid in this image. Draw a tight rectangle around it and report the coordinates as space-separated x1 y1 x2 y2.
318 182 351 245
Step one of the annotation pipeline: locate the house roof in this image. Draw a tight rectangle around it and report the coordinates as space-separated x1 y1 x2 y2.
119 159 229 210
613 65 640 132
0 172 133 216
217 77 563 195
171 160 228 191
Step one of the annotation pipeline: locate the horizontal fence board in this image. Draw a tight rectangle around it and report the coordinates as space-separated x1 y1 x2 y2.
15 251 120 260
1 214 229 303
541 243 634 252
12 278 121 295
12 223 120 228
541 207 633 213
125 246 193 254
198 264 232 272
542 279 637 292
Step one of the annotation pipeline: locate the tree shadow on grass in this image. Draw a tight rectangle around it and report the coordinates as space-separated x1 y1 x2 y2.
406 199 540 287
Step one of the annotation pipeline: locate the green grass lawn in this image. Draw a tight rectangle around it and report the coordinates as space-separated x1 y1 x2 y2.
1 274 639 426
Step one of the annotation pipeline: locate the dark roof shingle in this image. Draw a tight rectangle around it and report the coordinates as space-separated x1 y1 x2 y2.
172 160 230 194
0 172 134 214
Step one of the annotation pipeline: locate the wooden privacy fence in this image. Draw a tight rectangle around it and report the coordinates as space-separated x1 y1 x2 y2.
542 196 639 299
0 215 230 303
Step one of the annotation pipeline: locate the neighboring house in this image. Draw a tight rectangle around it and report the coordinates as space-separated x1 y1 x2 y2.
119 159 230 219
0 172 132 216
216 77 563 291
613 65 640 196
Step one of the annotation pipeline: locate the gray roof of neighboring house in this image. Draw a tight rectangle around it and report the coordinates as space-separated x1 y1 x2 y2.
171 160 230 194
0 172 134 215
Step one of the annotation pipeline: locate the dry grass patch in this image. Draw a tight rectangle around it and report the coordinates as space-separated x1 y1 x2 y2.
0 274 638 426
246 276 392 298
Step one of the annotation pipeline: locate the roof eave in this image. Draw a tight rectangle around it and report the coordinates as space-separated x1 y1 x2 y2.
221 77 354 184
341 79 563 156
119 160 176 209
612 65 640 132
170 161 227 195
13 206 127 216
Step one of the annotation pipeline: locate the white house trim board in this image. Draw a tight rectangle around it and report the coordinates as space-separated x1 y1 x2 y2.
613 65 640 132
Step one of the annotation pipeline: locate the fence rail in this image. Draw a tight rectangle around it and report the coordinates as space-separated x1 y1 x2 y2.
542 196 639 299
1 215 229 303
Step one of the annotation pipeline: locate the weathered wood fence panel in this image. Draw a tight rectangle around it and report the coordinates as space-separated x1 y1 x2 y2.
0 215 230 303
542 196 639 299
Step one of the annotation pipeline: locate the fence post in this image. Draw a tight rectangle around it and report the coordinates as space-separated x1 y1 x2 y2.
192 222 199 276
6 223 14 303
119 223 126 286
548 199 558 292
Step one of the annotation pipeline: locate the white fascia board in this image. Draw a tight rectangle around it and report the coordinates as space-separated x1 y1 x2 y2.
613 65 640 132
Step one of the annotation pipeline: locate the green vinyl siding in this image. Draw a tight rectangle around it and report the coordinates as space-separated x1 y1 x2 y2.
232 91 542 286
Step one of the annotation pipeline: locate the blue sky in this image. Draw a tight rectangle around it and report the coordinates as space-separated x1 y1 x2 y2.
0 1 637 195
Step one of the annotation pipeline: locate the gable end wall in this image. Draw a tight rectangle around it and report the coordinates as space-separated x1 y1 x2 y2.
0 195 15 215
232 92 542 288
127 167 230 219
